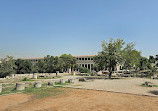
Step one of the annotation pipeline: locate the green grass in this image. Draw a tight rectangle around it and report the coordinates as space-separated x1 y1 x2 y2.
55 81 70 85
152 85 158 87
24 87 65 99
1 83 66 99
37 77 52 79
0 84 21 95
23 77 35 81
141 84 158 87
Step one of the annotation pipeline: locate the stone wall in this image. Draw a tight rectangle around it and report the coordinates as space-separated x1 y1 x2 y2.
0 73 69 80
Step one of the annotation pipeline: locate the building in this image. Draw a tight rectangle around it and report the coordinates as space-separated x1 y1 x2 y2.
23 55 122 72
74 55 95 71
23 55 96 71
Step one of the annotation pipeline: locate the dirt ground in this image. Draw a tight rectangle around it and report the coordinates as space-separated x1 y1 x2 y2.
1 88 158 111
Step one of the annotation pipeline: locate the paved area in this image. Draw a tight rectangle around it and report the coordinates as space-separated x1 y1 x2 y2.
66 78 158 96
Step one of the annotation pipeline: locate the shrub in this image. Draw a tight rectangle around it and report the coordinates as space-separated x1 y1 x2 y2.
80 67 90 73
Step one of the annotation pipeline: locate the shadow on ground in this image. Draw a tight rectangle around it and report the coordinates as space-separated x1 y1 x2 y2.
148 91 158 95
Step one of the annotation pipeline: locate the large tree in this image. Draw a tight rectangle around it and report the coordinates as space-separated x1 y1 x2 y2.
36 59 47 73
122 43 141 70
44 55 55 73
138 57 151 70
149 55 155 63
15 59 34 74
95 38 141 78
96 38 125 78
60 54 77 72
93 51 107 71
0 56 16 77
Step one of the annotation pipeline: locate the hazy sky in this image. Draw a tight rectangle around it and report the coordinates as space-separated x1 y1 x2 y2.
0 0 158 58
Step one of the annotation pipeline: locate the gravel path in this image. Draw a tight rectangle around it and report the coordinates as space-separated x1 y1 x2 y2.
66 78 158 96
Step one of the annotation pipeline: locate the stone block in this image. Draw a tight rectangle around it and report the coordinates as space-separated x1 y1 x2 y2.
0 84 2 93
68 79 73 83
48 81 55 86
16 83 25 90
33 73 37 79
34 82 42 88
60 79 65 84
79 78 86 82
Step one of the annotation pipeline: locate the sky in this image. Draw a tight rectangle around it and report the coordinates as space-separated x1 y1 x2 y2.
0 0 158 59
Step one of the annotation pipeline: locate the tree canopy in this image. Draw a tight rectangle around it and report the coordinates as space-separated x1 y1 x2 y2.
94 38 141 78
0 56 16 77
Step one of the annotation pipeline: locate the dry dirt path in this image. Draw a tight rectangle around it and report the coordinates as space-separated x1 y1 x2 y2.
0 88 158 111
67 78 158 96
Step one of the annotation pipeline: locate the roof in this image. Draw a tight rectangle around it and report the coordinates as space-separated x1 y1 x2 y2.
22 58 44 60
73 55 97 57
22 55 97 60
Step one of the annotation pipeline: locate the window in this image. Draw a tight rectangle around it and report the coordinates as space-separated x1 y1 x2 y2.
88 64 90 70
85 64 87 68
88 58 90 60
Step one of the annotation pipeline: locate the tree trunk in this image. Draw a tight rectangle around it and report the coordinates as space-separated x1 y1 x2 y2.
109 71 112 79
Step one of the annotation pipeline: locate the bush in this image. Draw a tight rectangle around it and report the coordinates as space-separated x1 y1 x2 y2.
80 67 90 73
23 77 34 81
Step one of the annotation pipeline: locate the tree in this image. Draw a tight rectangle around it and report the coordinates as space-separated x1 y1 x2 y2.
36 59 47 73
44 55 55 73
149 55 155 63
15 59 34 74
95 38 141 78
60 54 77 72
96 38 125 78
93 51 107 71
0 56 16 77
122 43 141 70
80 67 90 73
53 57 65 72
155 55 158 61
138 57 151 70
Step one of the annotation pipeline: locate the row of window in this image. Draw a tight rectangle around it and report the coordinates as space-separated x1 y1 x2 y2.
78 64 94 70
76 57 93 61
28 57 94 62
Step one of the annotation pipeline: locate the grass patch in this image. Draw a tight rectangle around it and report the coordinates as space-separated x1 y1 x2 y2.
37 77 52 79
23 77 35 81
55 81 70 85
24 87 65 99
152 85 158 87
0 84 21 95
141 84 158 87
1 82 66 99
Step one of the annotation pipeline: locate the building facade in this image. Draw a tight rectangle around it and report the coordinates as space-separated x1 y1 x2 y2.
23 55 95 71
23 55 122 72
74 55 95 71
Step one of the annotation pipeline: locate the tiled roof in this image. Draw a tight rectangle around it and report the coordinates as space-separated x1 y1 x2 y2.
22 55 97 60
73 55 97 57
23 58 44 60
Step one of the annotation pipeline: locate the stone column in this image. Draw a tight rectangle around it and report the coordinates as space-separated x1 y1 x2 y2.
90 64 92 71
16 83 25 90
0 84 2 93
68 79 73 83
60 79 65 84
33 73 37 79
56 71 59 77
